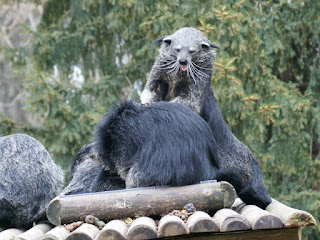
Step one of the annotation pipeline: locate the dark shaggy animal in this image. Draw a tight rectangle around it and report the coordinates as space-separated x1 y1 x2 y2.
94 101 219 188
62 101 221 195
0 134 64 230
140 27 271 209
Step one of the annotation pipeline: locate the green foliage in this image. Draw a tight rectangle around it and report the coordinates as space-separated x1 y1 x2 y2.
1 0 319 238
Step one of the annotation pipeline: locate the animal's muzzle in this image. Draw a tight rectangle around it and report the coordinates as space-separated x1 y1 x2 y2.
179 58 188 71
179 58 187 65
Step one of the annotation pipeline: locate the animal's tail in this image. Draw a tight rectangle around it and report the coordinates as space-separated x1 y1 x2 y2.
201 96 271 209
216 169 271 209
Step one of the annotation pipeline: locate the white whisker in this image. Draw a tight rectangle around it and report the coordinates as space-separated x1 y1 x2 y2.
191 61 212 70
156 60 176 67
167 61 179 76
189 61 209 81
158 65 176 70
188 63 197 83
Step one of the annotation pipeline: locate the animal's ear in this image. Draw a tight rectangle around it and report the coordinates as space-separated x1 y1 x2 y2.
153 36 172 46
153 36 165 45
209 41 220 48
201 41 220 49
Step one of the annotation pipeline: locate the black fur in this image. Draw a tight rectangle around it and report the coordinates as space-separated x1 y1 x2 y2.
94 101 219 188
141 27 271 209
61 143 125 195
66 98 271 209
65 30 271 209
201 94 272 209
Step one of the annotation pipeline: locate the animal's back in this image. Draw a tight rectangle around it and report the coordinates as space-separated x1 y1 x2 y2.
95 101 219 188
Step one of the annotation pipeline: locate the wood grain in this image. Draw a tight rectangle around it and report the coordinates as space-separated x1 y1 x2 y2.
65 223 99 240
16 223 52 240
187 211 219 233
212 209 249 232
95 220 127 240
266 198 316 227
41 226 70 240
236 204 283 230
158 215 190 238
0 228 25 240
127 217 157 240
47 181 236 225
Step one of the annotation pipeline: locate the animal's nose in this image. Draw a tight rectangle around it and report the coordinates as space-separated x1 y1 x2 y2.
179 58 187 65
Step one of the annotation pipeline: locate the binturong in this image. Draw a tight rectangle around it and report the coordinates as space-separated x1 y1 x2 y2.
141 27 272 209
141 27 219 114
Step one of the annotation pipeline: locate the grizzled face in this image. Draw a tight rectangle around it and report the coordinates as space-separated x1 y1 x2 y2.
155 27 219 82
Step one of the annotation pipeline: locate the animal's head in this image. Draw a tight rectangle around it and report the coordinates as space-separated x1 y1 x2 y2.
154 27 219 81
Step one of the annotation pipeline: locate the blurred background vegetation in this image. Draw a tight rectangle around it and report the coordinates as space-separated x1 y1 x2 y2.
0 0 319 238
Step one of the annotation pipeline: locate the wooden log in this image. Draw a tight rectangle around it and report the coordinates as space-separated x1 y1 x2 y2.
158 215 190 238
65 223 99 240
47 181 236 225
16 223 52 240
237 204 283 230
0 228 25 240
127 217 157 240
230 198 246 212
212 209 250 232
95 220 127 240
187 211 219 233
232 198 284 230
266 198 317 227
41 226 70 240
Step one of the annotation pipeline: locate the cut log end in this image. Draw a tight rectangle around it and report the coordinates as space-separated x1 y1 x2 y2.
127 230 157 240
66 233 92 240
220 217 249 232
252 214 284 230
16 223 52 240
97 230 125 240
46 197 61 226
66 223 99 240
127 217 157 240
220 181 237 208
157 215 189 238
42 226 71 240
266 198 317 228
236 204 284 230
285 211 317 227
213 209 250 232
0 229 25 240
95 219 127 240
187 211 219 233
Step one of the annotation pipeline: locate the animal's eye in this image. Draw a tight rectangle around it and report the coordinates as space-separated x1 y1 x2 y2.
163 37 172 46
201 42 210 51
189 47 196 53
174 45 182 53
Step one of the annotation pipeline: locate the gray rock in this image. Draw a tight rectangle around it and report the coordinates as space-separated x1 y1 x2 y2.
0 134 64 230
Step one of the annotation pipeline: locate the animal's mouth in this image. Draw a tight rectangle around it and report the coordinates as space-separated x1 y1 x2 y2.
181 65 188 71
